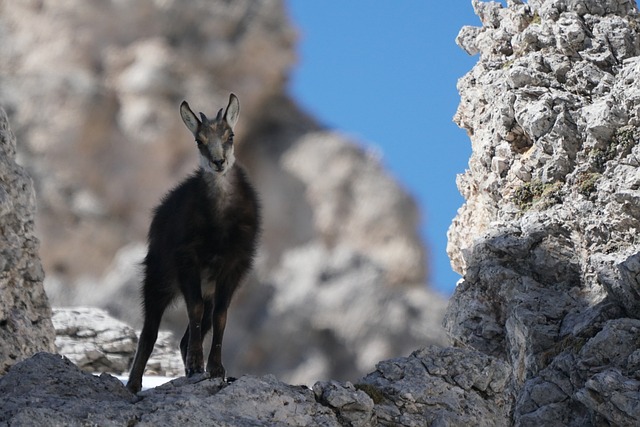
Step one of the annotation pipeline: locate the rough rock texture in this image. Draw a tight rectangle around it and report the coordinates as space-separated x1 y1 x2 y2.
354 346 512 427
0 0 439 383
0 353 341 426
0 107 55 374
447 0 640 425
0 348 515 427
53 307 182 377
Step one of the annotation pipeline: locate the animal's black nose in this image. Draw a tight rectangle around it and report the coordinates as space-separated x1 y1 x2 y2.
212 159 225 171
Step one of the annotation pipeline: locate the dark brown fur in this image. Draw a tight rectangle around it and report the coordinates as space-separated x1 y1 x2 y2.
127 96 260 393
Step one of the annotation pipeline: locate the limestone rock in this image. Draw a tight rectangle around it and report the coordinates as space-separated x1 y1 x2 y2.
53 307 137 374
448 0 640 424
313 380 375 427
356 346 512 427
0 352 340 426
576 369 640 426
0 347 517 427
0 107 55 374
53 307 182 377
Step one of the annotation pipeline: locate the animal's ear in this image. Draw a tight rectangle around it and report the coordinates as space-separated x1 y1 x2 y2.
180 101 200 135
224 93 240 129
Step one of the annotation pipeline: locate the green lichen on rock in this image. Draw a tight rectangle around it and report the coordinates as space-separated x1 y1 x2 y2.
531 11 542 25
576 172 601 198
513 180 563 211
613 125 636 152
591 125 638 171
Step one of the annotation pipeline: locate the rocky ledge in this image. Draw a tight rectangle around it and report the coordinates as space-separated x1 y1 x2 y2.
0 347 511 427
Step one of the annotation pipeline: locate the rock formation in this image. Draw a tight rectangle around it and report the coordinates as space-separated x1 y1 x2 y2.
0 349 512 426
0 0 441 383
447 0 640 424
0 107 55 374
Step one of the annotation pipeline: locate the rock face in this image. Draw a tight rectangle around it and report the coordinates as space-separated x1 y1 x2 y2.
447 0 640 424
0 0 438 383
0 353 344 426
0 107 55 374
355 346 512 426
0 349 514 426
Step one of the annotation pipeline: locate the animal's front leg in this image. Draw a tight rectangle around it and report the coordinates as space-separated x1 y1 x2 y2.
185 300 205 376
179 264 205 376
207 285 233 379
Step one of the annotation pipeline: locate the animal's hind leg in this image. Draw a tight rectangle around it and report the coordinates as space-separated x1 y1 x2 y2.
180 299 213 366
127 300 169 393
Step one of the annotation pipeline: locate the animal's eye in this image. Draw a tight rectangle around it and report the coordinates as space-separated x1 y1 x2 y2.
228 134 234 144
196 139 203 146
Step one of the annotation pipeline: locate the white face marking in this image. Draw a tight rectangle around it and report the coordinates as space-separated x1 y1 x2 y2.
199 145 235 176
202 162 236 212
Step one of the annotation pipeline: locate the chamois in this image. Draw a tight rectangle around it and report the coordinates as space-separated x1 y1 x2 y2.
126 94 260 394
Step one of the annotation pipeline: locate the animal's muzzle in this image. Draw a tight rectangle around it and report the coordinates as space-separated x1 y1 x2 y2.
212 159 225 172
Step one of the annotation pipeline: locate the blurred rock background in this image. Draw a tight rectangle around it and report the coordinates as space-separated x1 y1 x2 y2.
0 0 447 384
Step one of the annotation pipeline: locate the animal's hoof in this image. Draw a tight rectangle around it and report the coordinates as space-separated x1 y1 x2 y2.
126 381 142 394
225 376 237 383
186 367 204 377
207 364 226 379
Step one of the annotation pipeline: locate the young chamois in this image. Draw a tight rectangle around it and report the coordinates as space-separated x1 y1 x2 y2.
126 94 260 394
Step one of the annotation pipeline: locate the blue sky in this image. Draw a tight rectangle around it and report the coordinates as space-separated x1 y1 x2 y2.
286 2 482 294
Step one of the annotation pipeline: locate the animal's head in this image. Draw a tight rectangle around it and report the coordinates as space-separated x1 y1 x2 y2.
180 94 240 175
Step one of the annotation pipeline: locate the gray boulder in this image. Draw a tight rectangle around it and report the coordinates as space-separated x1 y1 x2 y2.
355 346 512 427
52 307 183 377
